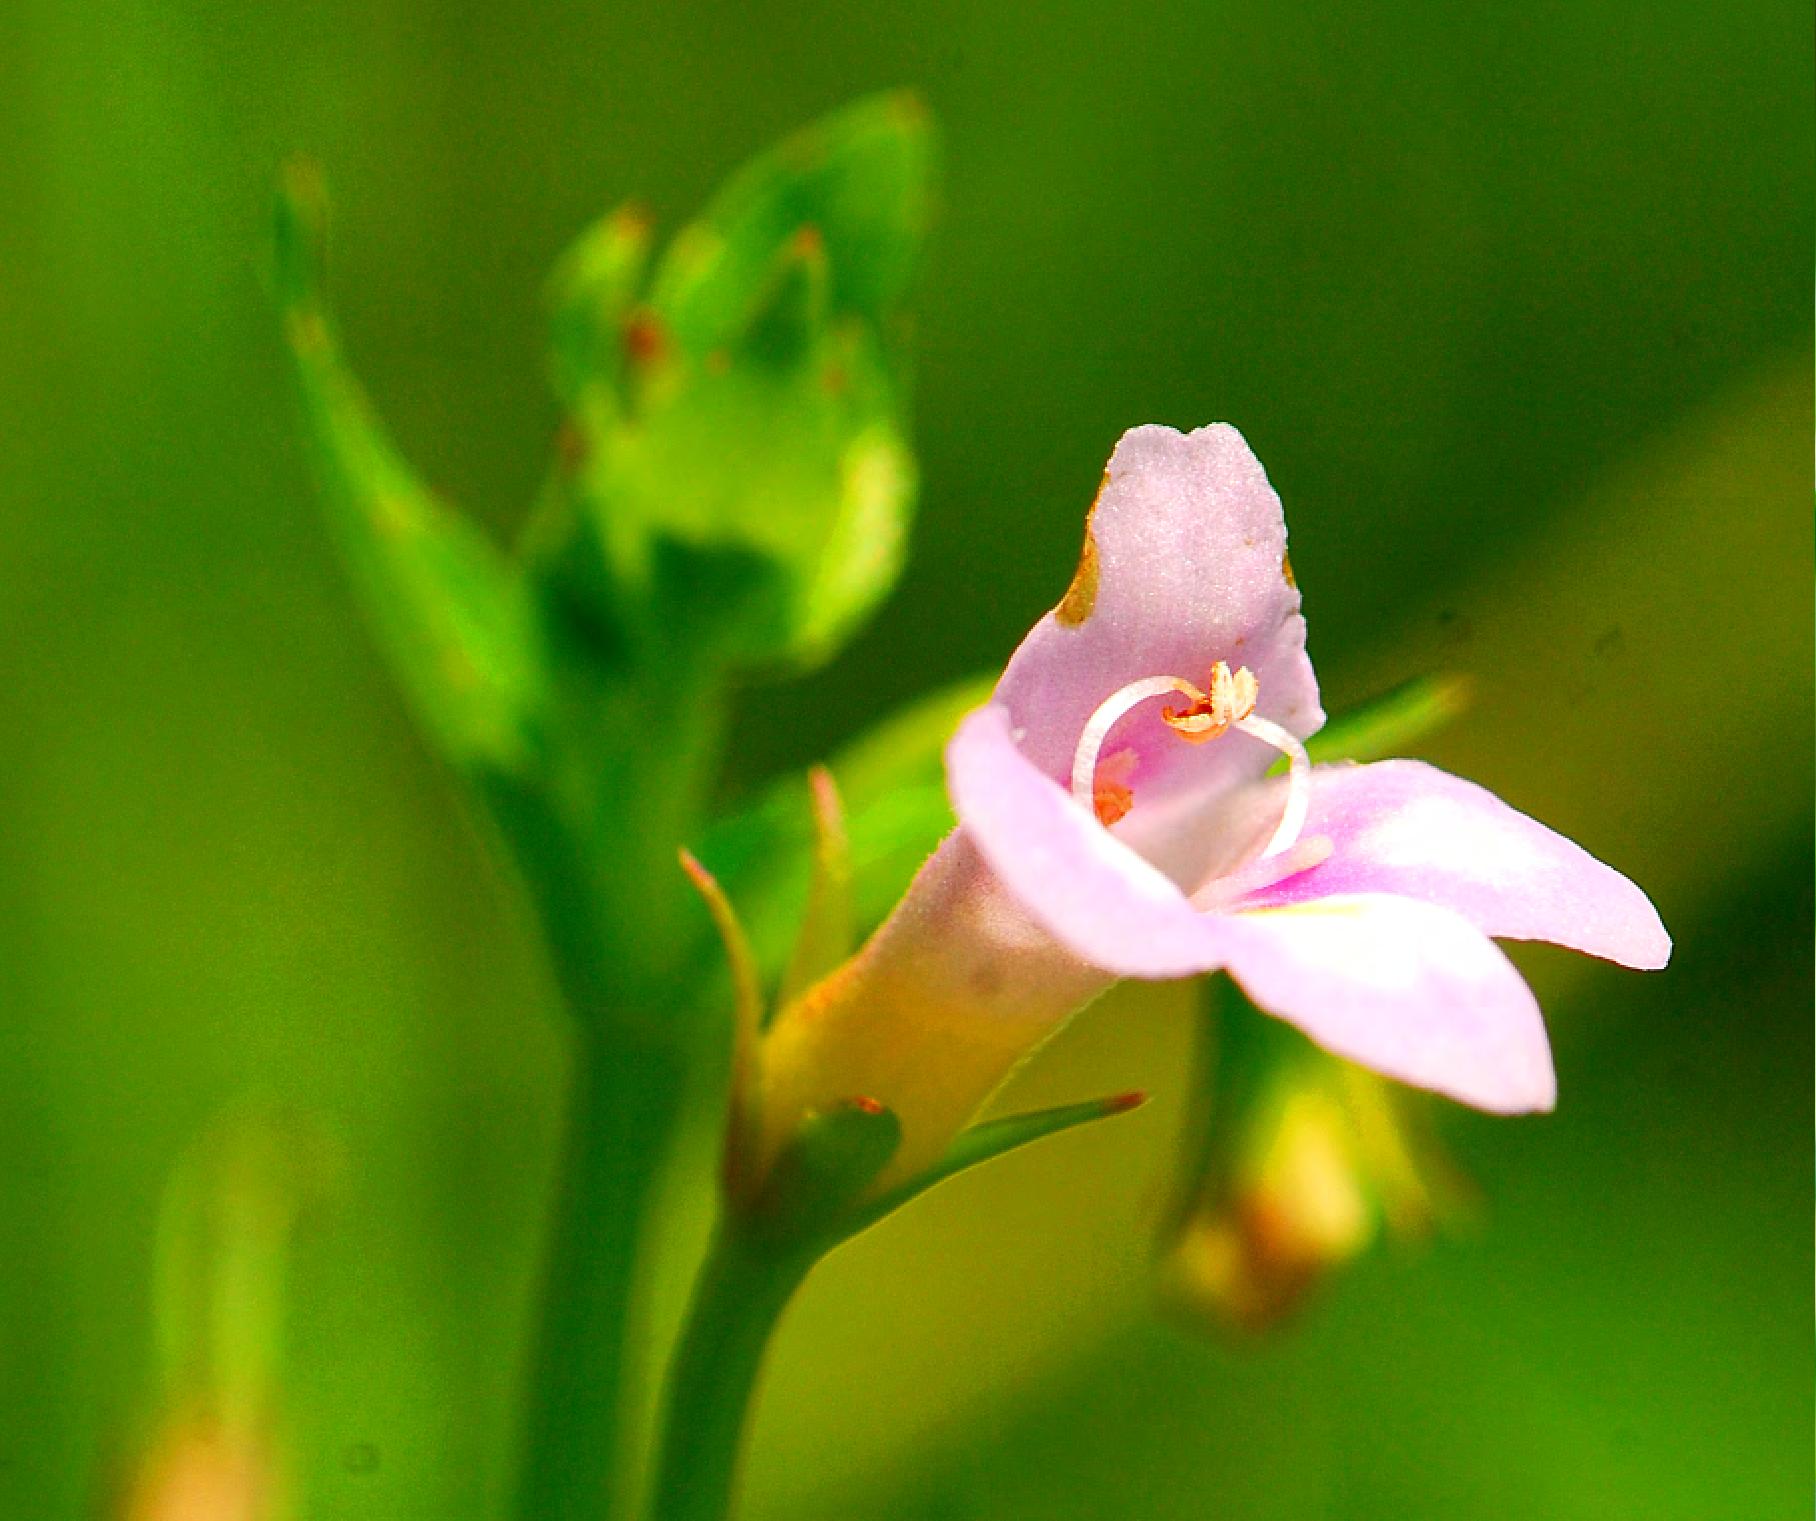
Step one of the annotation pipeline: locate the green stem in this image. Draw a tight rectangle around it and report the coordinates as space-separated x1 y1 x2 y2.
646 1223 812 1521
497 623 732 1520
516 1032 688 1521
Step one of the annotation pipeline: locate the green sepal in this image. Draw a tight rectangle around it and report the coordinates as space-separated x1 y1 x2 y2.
546 203 654 414
775 768 855 1009
1304 673 1471 766
595 315 915 667
748 1098 903 1248
750 1089 1144 1260
275 161 549 775
648 90 933 354
743 227 832 371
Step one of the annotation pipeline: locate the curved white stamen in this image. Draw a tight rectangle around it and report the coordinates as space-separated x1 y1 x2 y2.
1236 713 1311 857
1193 833 1333 910
1069 676 1205 814
1071 672 1312 856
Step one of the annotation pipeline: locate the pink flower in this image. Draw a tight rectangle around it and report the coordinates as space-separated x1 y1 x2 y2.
763 424 1667 1182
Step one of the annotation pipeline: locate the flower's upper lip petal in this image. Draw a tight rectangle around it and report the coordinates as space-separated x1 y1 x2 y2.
946 704 1230 978
1227 759 1672 969
1214 894 1558 1114
991 423 1324 814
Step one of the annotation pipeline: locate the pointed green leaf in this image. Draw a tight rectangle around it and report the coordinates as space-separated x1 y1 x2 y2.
276 163 548 773
1304 673 1471 765
679 848 770 1201
677 851 764 1069
850 1091 1147 1235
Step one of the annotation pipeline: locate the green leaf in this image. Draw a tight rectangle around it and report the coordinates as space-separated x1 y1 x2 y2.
275 162 548 773
849 1092 1147 1236
1304 673 1471 765
696 672 994 980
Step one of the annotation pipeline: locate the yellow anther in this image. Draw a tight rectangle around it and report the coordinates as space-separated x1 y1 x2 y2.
1163 661 1259 743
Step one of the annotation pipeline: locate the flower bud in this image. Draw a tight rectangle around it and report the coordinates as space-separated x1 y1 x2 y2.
118 1112 333 1521
540 93 935 672
123 1419 282 1521
1159 991 1469 1333
1161 1085 1377 1332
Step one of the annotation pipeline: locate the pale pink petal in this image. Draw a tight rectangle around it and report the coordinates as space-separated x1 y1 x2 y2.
991 424 1323 814
1231 760 1670 969
947 704 1230 977
1213 894 1557 1113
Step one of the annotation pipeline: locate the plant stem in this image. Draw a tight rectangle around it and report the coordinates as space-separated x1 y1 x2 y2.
515 1030 688 1521
645 1223 812 1521
499 639 732 1520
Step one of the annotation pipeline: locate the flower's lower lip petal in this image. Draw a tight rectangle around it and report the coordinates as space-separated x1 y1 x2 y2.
947 704 1227 979
1214 894 1557 1114
1232 759 1671 969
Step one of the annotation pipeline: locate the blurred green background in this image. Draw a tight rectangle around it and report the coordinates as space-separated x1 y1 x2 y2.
0 1 1809 1517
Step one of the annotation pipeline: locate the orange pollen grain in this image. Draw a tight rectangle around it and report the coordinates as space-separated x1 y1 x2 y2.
1093 781 1134 826
1091 747 1139 825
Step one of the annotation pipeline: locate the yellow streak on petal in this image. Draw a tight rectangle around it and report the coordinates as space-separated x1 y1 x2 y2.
1055 476 1108 627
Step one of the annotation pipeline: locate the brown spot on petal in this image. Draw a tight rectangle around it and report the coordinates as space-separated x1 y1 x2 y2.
1055 474 1109 627
1282 552 1297 589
